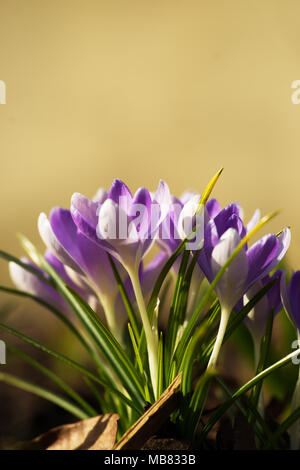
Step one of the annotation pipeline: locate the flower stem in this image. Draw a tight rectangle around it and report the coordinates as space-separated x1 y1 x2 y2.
100 293 123 345
127 267 158 399
207 305 230 371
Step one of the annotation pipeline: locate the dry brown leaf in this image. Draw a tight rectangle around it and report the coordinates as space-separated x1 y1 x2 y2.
114 373 182 450
15 414 119 450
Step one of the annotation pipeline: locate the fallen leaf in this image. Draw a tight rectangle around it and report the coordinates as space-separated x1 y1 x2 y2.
14 414 119 450
114 373 182 450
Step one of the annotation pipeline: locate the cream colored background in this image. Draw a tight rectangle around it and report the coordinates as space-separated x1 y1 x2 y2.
1 0 300 291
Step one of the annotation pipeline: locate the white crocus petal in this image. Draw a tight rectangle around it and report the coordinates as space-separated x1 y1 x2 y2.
277 227 291 262
97 199 139 268
177 194 204 250
180 190 197 205
152 179 172 226
177 194 201 239
236 202 244 221
38 213 83 274
97 199 117 240
211 228 248 311
9 261 32 292
9 261 60 309
92 188 108 203
246 209 261 233
97 199 138 243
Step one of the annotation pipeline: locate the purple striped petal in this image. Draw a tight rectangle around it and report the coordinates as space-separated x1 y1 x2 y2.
108 179 132 211
246 234 279 286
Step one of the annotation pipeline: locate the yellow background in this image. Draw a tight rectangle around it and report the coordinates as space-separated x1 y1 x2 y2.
1 0 300 290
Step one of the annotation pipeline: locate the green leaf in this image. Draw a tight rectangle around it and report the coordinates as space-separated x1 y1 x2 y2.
0 249 53 287
249 310 274 424
199 279 277 369
174 245 278 372
0 322 141 413
0 371 89 420
0 285 101 363
199 347 300 443
147 240 187 319
127 322 151 402
180 319 212 399
8 344 98 417
215 376 277 448
156 332 164 399
182 369 216 439
268 406 300 448
66 285 146 408
108 254 140 341
165 250 190 368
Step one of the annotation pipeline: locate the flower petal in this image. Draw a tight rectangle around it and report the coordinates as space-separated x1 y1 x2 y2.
38 212 83 273
108 179 132 211
211 228 248 310
246 234 279 286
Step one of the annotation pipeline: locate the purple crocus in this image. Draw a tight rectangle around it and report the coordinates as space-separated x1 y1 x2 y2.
38 204 126 342
280 271 300 331
198 204 290 314
244 269 283 367
70 179 171 396
9 250 96 315
70 179 171 271
245 269 283 338
197 203 290 371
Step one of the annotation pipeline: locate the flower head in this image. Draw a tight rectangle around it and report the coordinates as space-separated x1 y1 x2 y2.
281 271 300 331
198 203 290 312
71 179 171 272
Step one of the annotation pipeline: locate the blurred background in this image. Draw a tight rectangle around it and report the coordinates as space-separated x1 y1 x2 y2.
0 0 300 445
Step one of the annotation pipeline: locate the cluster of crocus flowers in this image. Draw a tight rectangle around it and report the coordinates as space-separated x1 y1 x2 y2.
9 176 293 403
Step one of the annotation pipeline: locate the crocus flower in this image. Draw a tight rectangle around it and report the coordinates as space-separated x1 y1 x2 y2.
70 179 171 396
280 271 300 331
9 250 95 314
70 179 171 271
245 269 283 338
38 205 126 342
244 269 283 366
198 203 290 370
198 204 290 313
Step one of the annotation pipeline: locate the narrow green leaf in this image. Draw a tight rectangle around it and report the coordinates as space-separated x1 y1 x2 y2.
0 322 141 413
147 239 187 318
18 236 145 410
215 376 277 448
66 285 146 407
199 347 300 443
249 310 274 424
128 322 151 402
108 254 140 341
8 345 97 417
157 332 164 399
268 406 300 448
165 250 190 368
0 249 53 287
198 279 277 370
0 285 98 360
0 371 89 420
